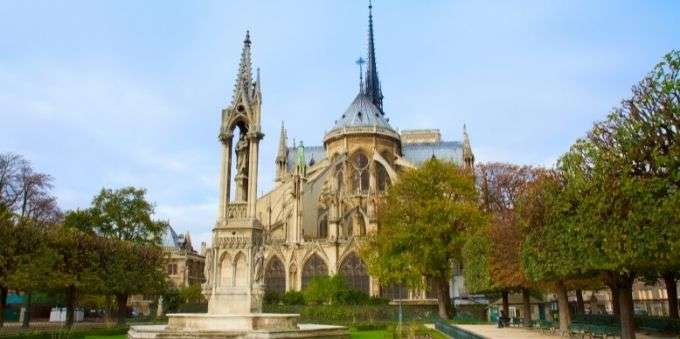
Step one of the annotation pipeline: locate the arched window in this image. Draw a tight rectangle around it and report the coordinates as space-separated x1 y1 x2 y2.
233 252 247 287
338 253 370 294
264 256 286 295
317 209 328 239
351 153 369 193
301 254 328 289
381 283 408 300
219 253 232 287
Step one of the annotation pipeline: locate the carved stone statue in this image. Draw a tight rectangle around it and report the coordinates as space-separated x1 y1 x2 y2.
253 245 265 284
235 134 249 175
203 249 213 289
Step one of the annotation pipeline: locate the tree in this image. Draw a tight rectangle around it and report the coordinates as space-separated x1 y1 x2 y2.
522 51 680 339
75 187 168 325
89 187 167 244
0 153 60 328
463 163 545 327
101 239 166 325
49 218 107 328
361 159 486 319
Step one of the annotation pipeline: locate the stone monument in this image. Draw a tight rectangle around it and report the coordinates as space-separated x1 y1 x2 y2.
128 32 348 339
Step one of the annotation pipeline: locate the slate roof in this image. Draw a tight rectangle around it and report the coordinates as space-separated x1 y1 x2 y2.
161 225 182 249
402 141 464 166
285 141 463 170
331 93 392 130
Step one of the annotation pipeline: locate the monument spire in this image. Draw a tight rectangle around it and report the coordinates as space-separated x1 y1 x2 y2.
365 0 384 113
231 30 254 106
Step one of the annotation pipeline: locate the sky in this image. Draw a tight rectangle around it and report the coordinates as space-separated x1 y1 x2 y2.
1 1 679 247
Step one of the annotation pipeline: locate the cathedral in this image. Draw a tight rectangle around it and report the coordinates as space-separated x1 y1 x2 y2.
202 3 474 305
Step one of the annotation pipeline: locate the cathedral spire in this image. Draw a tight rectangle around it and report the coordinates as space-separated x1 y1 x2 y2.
231 30 254 106
463 124 475 169
275 121 289 182
365 0 384 113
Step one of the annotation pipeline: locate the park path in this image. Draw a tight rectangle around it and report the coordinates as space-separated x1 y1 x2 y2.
451 324 675 339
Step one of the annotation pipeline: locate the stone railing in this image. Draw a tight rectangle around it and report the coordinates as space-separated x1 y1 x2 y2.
226 202 248 219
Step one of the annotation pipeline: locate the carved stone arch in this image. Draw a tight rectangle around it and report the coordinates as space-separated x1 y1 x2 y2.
225 115 251 135
301 243 330 266
264 255 286 295
337 252 369 294
218 251 232 287
372 150 399 184
339 206 369 237
301 253 329 289
233 251 247 287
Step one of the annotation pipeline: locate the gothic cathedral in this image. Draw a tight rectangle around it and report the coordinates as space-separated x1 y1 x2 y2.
203 3 474 305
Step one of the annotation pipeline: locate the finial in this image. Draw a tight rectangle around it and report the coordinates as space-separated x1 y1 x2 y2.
244 30 251 44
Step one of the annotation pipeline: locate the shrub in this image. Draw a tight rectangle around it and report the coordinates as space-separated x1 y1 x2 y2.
280 291 305 305
303 276 347 305
263 290 281 305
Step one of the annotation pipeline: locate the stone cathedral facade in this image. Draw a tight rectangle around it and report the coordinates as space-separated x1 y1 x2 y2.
203 4 474 304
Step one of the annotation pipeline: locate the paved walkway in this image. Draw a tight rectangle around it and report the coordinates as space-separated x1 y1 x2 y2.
451 324 675 339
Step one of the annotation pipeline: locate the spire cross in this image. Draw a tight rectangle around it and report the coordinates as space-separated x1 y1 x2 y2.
356 57 366 92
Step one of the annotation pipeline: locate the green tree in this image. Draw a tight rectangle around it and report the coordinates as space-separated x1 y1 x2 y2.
0 153 60 328
48 220 106 328
74 187 169 325
522 51 680 339
89 187 167 244
361 159 486 319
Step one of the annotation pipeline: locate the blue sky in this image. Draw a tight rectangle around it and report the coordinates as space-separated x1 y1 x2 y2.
2 1 679 246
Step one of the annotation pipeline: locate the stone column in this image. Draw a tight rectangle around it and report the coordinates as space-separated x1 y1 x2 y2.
217 133 233 222
247 132 261 218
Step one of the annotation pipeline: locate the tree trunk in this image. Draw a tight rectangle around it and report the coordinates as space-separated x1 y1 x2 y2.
21 293 31 329
606 282 620 316
104 295 113 324
522 288 531 327
0 286 7 328
501 290 510 320
556 281 571 335
65 285 76 328
115 293 129 326
436 278 453 319
575 289 585 314
618 278 636 339
663 273 678 319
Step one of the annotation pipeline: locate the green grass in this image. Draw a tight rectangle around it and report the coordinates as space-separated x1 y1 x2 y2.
350 330 392 338
83 336 127 339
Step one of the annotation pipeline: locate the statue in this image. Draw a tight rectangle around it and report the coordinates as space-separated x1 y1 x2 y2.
203 249 213 289
253 245 265 284
236 134 249 175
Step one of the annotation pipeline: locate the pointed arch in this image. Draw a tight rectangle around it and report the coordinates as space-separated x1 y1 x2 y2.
218 252 232 287
233 251 247 287
338 252 369 294
264 255 286 295
301 253 328 289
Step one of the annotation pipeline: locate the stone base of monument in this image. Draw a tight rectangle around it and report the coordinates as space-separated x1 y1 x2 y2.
128 313 349 339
